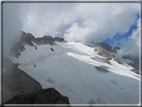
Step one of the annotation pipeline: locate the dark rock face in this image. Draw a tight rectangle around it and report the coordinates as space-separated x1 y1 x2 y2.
3 56 42 103
122 55 139 70
50 48 54 52
130 69 140 75
96 42 120 54
128 62 136 68
9 31 64 58
3 55 13 70
4 88 70 105
54 37 64 42
35 35 55 45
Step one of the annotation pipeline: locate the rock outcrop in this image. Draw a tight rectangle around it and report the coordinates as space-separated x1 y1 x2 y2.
96 42 120 54
122 55 139 70
130 69 140 75
4 88 70 105
3 56 42 103
94 47 124 65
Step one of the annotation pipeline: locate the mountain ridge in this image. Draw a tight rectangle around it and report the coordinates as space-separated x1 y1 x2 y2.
9 31 64 58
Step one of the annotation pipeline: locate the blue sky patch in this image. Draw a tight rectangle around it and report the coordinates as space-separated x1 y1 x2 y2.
103 13 139 47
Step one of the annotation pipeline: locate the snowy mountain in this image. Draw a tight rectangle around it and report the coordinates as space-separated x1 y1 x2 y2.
92 42 139 71
3 31 140 105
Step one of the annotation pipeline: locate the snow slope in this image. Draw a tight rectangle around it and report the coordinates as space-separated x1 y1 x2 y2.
9 41 140 105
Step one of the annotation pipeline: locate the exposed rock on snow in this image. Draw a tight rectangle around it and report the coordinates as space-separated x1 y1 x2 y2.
101 58 111 65
122 55 139 70
50 48 54 52
130 69 140 75
94 48 99 52
114 57 124 65
94 47 124 65
96 47 115 60
4 88 70 105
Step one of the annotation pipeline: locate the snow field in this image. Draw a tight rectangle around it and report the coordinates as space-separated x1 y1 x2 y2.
9 41 140 104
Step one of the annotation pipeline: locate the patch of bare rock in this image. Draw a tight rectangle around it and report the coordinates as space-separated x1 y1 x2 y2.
94 47 124 65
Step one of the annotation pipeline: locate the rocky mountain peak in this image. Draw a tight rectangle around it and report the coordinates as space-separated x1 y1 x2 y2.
9 31 64 58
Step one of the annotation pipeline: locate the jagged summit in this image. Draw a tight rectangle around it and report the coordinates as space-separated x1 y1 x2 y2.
9 31 64 58
21 31 64 45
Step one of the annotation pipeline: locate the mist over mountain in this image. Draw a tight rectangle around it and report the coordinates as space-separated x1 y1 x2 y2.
2 31 140 105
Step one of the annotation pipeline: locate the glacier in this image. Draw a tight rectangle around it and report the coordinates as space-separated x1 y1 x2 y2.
8 41 140 105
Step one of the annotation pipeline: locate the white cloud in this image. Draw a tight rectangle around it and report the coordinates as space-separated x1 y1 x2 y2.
64 23 90 42
20 3 139 43
117 18 140 57
131 19 140 47
20 3 77 37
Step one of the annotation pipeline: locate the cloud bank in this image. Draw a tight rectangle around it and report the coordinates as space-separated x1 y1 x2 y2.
20 3 139 42
3 3 140 57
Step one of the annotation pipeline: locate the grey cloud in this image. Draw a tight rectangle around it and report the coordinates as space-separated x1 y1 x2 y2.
3 3 22 56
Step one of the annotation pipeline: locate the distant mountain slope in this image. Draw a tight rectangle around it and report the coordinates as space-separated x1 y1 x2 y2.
91 41 139 71
96 42 120 54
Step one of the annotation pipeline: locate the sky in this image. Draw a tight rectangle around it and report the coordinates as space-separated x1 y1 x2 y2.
103 14 139 46
3 3 140 57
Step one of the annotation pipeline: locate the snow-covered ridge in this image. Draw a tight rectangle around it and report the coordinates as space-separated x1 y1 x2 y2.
8 39 140 104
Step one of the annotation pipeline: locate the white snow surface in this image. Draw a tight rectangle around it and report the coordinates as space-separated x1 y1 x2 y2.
9 41 140 104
